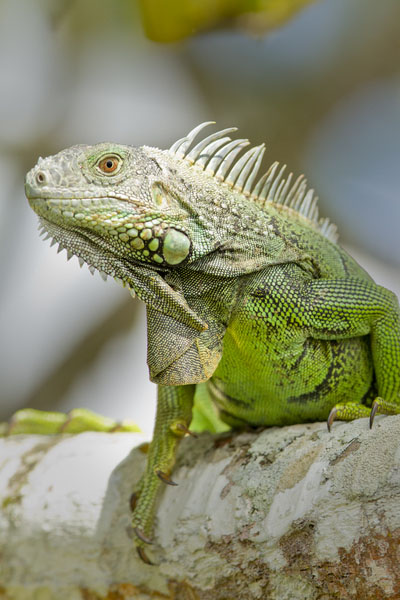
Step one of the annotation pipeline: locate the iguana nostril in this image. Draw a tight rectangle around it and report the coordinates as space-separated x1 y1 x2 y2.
36 171 46 185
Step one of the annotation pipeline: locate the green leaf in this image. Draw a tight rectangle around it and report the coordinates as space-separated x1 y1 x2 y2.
138 0 318 43
190 382 231 434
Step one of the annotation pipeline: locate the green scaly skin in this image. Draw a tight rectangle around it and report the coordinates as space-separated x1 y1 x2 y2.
15 123 400 562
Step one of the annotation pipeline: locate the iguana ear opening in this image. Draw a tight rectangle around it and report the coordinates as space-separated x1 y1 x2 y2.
151 182 180 211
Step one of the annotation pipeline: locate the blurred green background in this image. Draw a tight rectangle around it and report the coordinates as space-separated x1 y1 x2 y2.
0 0 399 435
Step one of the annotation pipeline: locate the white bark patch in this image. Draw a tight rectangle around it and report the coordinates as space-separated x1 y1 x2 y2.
1 417 400 599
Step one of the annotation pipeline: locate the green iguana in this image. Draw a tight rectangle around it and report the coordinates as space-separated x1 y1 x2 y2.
17 122 400 562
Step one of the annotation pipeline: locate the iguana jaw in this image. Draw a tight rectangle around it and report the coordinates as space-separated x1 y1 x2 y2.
35 215 207 333
35 215 146 294
26 183 192 272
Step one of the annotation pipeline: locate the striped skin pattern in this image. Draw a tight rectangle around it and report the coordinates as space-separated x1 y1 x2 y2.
23 123 400 562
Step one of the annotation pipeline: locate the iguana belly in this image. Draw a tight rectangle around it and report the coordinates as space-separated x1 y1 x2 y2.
209 327 374 427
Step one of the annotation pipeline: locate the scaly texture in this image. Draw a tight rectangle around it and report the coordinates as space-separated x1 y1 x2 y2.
21 123 400 561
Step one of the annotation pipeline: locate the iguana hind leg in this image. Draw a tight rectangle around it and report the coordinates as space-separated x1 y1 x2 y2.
297 277 400 430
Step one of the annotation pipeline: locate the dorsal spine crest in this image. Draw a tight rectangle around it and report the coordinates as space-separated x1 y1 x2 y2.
169 122 338 243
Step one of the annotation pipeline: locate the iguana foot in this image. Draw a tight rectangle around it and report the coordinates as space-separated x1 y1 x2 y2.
327 402 371 431
327 397 400 431
130 455 181 564
2 408 140 435
129 488 160 563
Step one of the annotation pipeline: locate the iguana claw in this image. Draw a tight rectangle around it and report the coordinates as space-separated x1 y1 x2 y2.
175 422 198 438
134 526 153 544
129 492 138 512
369 401 379 429
156 470 178 486
137 547 154 565
327 407 337 432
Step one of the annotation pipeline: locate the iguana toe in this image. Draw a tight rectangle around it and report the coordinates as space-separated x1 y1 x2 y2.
173 422 198 438
326 402 371 431
156 470 178 486
369 396 400 428
137 547 155 565
134 527 154 545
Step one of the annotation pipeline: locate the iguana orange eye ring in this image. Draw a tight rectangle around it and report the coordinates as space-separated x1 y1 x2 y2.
97 155 121 175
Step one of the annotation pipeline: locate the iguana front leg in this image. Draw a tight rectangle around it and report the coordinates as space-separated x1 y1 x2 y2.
131 383 195 563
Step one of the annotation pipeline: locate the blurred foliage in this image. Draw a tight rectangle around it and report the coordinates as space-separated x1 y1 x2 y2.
138 0 318 42
191 383 231 434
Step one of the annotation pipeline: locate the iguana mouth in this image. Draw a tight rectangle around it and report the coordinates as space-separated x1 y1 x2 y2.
25 186 137 205
27 195 133 212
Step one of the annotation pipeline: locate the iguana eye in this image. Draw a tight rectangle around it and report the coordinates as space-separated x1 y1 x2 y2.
97 155 121 175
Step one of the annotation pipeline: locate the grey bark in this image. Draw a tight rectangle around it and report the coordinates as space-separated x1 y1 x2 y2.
0 415 400 600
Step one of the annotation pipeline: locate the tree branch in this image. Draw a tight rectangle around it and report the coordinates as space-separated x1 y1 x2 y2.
1 416 400 599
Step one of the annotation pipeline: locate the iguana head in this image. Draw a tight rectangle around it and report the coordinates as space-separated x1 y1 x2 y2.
25 142 202 278
26 128 258 286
